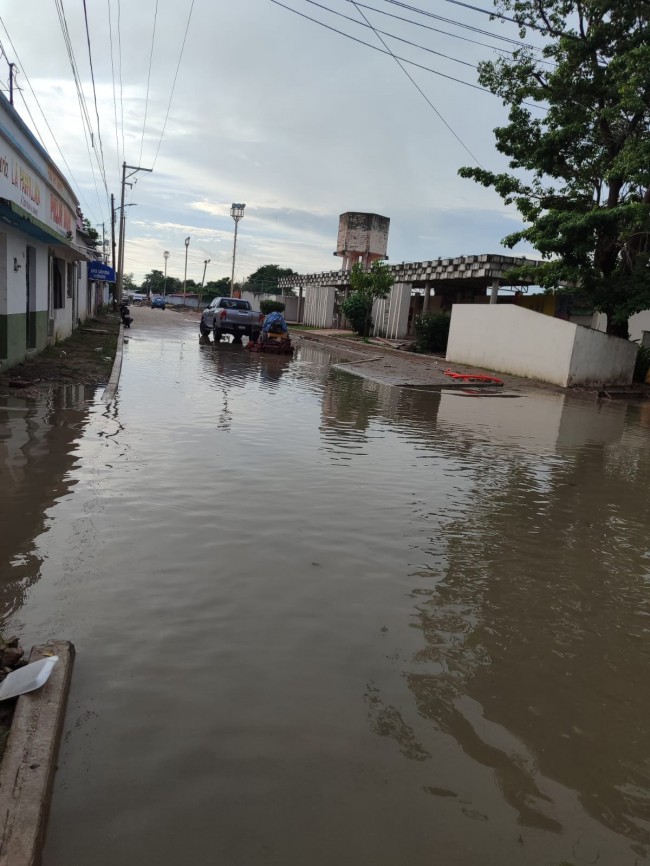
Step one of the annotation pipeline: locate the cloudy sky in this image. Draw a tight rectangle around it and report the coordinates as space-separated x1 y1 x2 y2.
1 0 544 283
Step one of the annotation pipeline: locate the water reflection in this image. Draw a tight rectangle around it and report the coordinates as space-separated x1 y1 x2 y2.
325 377 649 856
0 386 94 619
4 319 648 866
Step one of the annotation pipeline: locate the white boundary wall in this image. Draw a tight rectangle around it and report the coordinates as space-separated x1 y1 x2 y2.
304 285 336 328
372 283 411 338
446 305 636 387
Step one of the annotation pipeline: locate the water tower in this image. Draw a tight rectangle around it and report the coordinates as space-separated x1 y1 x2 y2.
334 212 390 270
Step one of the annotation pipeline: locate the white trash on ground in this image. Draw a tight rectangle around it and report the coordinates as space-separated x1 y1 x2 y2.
0 656 59 701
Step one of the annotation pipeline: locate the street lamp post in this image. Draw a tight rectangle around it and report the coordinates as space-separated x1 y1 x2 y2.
183 236 190 302
230 203 245 297
163 250 169 297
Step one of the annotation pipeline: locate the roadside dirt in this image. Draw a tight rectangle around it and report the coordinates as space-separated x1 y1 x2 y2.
0 314 121 399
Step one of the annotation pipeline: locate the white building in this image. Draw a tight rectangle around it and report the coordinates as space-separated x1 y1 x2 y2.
0 91 110 372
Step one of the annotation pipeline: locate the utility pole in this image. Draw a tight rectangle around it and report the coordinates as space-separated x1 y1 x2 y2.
230 203 245 297
8 63 15 106
110 193 116 272
101 222 106 263
183 236 190 302
163 250 169 298
116 161 152 303
201 258 210 287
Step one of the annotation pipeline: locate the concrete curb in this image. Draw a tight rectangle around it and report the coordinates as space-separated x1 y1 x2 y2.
0 640 75 866
102 322 124 403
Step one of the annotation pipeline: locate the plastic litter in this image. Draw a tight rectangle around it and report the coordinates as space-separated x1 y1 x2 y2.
0 656 59 701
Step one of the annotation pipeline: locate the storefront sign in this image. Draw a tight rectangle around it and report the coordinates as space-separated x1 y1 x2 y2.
88 261 116 281
0 132 76 240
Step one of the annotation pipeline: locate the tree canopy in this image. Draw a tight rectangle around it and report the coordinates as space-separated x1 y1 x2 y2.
246 264 296 294
459 0 650 336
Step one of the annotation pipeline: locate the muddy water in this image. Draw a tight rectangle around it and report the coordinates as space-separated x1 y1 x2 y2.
1 312 649 866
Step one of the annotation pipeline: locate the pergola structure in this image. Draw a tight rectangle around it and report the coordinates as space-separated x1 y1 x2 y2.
278 253 543 335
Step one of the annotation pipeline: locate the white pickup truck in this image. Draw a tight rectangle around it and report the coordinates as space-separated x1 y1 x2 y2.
199 297 263 344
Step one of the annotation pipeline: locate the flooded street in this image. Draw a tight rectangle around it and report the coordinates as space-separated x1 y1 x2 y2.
2 308 649 865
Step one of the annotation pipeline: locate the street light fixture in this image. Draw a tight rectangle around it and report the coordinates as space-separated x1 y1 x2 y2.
183 237 190 302
230 203 245 297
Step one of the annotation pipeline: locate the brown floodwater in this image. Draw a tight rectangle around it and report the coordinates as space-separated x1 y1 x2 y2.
1 312 649 866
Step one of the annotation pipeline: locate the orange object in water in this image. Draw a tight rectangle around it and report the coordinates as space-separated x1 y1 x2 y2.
444 368 503 385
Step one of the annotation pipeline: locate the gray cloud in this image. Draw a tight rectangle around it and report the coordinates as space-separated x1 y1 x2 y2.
4 0 539 281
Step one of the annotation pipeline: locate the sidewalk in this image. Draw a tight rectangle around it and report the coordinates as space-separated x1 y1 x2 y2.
296 330 583 395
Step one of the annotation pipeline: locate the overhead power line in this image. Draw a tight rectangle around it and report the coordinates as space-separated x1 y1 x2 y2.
151 0 196 169
302 0 477 68
378 0 542 50
268 0 496 96
0 16 100 222
81 0 109 192
53 0 109 216
107 0 121 178
349 1 483 165
345 0 555 65
269 0 547 108
436 0 563 35
117 0 125 161
139 0 159 165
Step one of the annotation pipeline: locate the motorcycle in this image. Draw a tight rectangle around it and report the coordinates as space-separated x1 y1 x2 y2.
118 302 133 328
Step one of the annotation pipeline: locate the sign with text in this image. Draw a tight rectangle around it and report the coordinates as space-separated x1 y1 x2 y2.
88 261 116 282
0 131 77 239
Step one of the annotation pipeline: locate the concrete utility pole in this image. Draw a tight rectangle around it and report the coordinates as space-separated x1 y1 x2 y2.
111 193 116 272
116 161 152 303
201 258 210 287
8 63 15 105
163 250 169 297
183 237 190 301
230 203 245 297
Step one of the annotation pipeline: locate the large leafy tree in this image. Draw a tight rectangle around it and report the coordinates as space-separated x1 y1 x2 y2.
459 0 650 336
204 277 231 297
246 264 296 294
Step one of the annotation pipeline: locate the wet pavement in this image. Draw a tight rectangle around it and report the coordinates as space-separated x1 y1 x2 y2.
1 307 649 865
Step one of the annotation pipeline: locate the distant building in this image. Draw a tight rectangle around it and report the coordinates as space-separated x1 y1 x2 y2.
0 92 109 371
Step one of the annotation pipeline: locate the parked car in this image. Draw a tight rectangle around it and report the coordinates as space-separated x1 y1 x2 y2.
200 297 263 344
151 296 166 310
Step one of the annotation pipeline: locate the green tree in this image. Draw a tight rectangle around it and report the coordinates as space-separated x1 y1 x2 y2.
341 261 393 337
123 273 138 292
204 277 231 297
458 0 650 337
246 264 296 295
141 269 166 295
81 218 100 250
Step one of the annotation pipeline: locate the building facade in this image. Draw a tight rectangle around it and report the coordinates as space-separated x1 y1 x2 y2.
0 92 105 372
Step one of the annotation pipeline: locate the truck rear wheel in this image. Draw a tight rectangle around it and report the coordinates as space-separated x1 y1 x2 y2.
213 328 223 343
200 320 210 336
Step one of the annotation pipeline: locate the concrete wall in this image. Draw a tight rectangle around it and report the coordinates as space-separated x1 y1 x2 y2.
446 305 635 387
569 323 636 387
304 285 336 328
0 228 50 369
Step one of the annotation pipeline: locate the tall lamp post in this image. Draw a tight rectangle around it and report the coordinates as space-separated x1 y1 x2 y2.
183 236 190 302
163 250 169 297
230 203 245 297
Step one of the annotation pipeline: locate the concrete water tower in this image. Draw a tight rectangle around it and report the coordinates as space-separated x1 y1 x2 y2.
334 212 390 270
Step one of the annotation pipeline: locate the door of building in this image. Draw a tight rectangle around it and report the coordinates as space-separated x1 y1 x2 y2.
25 246 36 349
